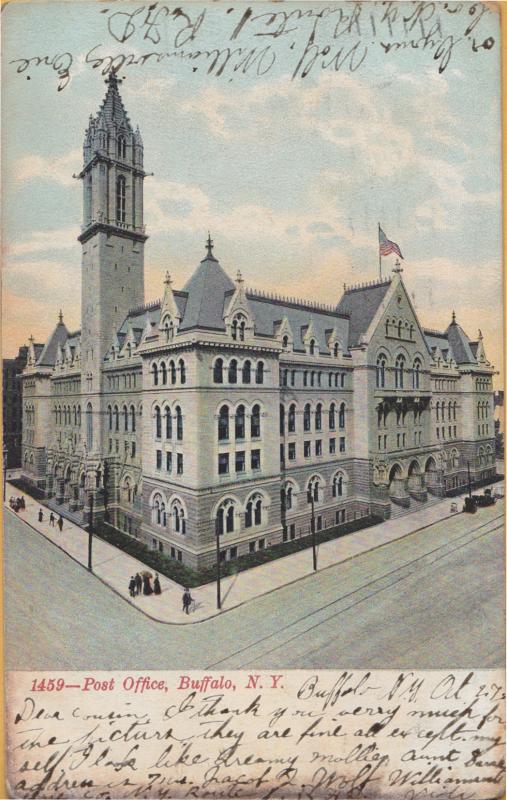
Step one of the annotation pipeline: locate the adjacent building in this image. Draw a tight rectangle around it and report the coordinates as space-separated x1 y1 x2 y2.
20 75 498 569
3 344 32 469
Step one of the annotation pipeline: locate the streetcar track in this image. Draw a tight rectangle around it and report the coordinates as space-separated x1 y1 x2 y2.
206 514 503 668
234 524 503 667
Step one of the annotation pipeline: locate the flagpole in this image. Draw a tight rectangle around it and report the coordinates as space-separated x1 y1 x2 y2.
378 222 382 280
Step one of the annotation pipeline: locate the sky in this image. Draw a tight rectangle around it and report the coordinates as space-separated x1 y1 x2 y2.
1 1 503 384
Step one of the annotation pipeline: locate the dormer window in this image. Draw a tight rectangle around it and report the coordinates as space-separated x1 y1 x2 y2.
161 315 174 341
117 135 127 159
282 335 289 350
309 339 316 355
333 342 339 357
231 313 246 342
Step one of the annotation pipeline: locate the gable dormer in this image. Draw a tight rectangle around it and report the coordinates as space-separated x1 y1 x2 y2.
327 328 342 357
159 272 182 342
302 320 319 355
277 316 294 351
223 270 254 341
140 311 157 345
120 321 137 359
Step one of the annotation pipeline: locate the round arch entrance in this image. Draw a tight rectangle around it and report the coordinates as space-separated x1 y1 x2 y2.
407 459 427 501
388 463 410 508
424 456 441 495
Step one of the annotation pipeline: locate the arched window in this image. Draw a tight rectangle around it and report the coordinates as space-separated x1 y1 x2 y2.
114 405 119 432
251 404 261 438
453 401 457 420
395 354 405 389
334 342 339 357
235 405 245 439
231 319 238 341
154 406 162 439
333 473 345 497
130 405 136 432
280 404 285 435
282 335 289 349
311 371 315 387
172 501 186 535
409 324 414 340
176 406 183 440
288 403 296 433
86 403 93 450
286 485 293 510
436 401 440 422
376 355 386 388
108 405 112 431
255 361 264 384
228 359 238 384
217 499 235 535
307 476 320 504
315 403 322 431
77 406 81 427
398 320 402 337
73 406 77 426
123 405 129 432
339 403 346 429
152 494 163 526
329 403 336 430
165 407 172 439
441 401 446 422
117 134 127 159
160 362 167 385
412 358 421 389
213 358 223 384
151 362 158 386
304 403 311 432
242 360 251 383
116 175 126 223
335 374 339 388
179 359 186 384
170 360 177 385
309 339 316 355
218 405 229 440
245 494 263 528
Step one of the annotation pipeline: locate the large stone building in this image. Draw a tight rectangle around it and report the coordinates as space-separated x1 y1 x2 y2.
20 75 498 569
3 344 32 469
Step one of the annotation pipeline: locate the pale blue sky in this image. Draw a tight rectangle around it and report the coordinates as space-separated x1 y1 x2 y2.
2 1 503 382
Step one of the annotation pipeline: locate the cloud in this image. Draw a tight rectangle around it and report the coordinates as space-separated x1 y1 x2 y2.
13 149 81 187
4 227 77 257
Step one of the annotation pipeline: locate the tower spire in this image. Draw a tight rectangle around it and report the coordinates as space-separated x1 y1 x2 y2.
451 310 456 325
206 232 214 258
58 309 63 325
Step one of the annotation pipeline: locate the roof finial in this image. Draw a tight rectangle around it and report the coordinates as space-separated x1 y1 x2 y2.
478 328 483 340
206 232 214 258
164 271 172 287
392 258 403 274
452 309 456 325
105 69 122 87
58 309 63 324
28 334 34 345
236 269 243 286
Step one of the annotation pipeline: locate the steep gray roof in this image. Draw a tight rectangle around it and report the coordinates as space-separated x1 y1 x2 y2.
445 320 475 363
179 254 235 331
423 323 476 364
36 321 69 366
336 280 392 346
247 293 349 353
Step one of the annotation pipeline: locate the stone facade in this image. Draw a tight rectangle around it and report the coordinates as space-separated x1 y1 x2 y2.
3 345 30 469
20 76 498 570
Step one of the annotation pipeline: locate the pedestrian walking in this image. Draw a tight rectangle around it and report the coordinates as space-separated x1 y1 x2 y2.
182 587 193 614
142 573 153 595
57 515 63 532
135 573 142 595
49 512 55 526
128 576 136 597
38 509 44 523
153 573 161 595
19 496 25 510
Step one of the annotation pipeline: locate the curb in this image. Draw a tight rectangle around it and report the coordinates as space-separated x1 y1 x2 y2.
7 497 502 626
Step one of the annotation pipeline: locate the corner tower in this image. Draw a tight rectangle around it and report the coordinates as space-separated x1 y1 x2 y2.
78 72 147 395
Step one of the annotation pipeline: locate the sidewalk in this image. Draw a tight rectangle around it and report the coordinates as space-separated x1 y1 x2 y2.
5 475 504 625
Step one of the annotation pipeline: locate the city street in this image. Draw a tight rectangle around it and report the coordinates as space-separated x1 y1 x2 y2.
4 501 504 670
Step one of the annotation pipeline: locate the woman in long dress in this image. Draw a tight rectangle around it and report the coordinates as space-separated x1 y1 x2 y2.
153 573 161 595
142 573 153 595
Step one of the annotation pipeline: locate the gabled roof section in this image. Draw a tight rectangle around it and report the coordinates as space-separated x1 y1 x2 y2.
336 279 392 346
180 250 235 332
36 315 70 367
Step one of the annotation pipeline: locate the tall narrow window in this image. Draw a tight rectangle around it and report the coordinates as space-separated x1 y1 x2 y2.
376 355 386 388
242 360 251 383
303 403 311 432
235 405 245 439
280 404 285 435
86 403 93 450
229 359 238 384
251 404 261 438
288 404 296 433
155 406 161 439
395 354 405 389
176 406 183 440
165 408 172 439
117 135 127 159
315 403 322 431
116 175 126 223
255 362 264 384
213 358 223 384
218 405 229 440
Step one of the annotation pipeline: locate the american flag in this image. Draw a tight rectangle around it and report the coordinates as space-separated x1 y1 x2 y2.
379 226 403 259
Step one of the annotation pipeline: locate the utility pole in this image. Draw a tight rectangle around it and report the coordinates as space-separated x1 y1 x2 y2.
3 444 8 503
88 492 94 572
310 495 317 571
467 461 472 498
215 516 221 610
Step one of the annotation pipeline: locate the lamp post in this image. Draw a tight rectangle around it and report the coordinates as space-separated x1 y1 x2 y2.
467 461 472 498
3 443 8 503
310 494 317 572
87 491 94 572
215 515 222 610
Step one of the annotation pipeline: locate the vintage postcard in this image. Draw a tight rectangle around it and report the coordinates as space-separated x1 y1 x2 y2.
1 1 505 797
